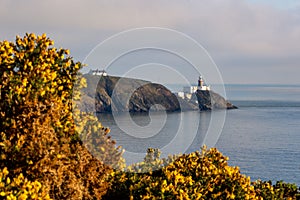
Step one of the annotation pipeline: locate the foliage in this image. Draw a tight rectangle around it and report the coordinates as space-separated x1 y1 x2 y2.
253 180 300 200
0 167 50 200
76 112 125 170
105 147 258 200
0 33 123 199
105 147 300 200
273 181 300 199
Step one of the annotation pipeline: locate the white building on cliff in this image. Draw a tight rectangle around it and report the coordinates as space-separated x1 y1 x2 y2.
183 76 210 93
178 76 210 100
89 69 108 76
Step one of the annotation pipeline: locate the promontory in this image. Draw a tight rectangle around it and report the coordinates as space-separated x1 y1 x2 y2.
79 74 237 113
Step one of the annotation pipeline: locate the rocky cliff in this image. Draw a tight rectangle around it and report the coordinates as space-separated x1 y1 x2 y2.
81 75 180 113
80 75 237 113
195 90 237 110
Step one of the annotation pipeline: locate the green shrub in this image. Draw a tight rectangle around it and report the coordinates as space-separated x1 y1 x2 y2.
273 180 300 199
253 180 300 200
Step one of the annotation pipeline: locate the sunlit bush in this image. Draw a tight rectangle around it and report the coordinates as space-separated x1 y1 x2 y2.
105 147 259 199
105 147 300 200
0 33 123 199
0 167 50 200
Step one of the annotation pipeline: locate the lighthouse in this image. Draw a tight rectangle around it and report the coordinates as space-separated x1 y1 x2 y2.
197 75 210 91
181 75 211 99
198 76 204 87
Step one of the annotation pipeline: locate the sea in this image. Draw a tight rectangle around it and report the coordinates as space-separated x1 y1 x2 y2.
97 84 300 185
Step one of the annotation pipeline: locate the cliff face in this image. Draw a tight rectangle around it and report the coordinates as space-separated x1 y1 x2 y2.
80 75 237 113
81 75 180 113
195 90 237 110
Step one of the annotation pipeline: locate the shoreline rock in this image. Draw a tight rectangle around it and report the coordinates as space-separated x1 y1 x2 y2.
195 90 238 111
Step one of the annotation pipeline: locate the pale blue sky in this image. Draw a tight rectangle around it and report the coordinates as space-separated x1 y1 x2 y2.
0 0 299 84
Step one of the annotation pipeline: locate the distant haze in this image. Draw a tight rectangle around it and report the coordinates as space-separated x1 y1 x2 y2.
1 0 300 84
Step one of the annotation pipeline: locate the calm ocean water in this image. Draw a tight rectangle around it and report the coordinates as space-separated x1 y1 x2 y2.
97 84 300 185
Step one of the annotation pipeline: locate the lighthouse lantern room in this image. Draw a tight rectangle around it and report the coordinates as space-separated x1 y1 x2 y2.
197 76 210 91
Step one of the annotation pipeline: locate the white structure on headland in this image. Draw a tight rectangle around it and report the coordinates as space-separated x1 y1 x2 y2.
177 91 185 99
89 69 108 76
183 76 210 94
177 76 210 100
183 85 199 94
197 75 210 91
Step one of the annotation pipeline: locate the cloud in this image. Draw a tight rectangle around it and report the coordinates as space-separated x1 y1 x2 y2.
0 0 299 83
0 0 188 31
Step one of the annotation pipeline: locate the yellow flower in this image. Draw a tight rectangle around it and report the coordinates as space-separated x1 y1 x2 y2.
29 33 36 40
18 193 27 200
3 167 9 176
22 78 28 87
16 86 23 94
40 90 46 96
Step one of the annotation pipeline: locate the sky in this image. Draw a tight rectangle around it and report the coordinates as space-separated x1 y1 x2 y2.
1 0 300 84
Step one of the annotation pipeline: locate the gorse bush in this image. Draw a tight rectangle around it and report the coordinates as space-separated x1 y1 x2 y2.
105 147 300 200
0 33 123 199
253 180 300 200
273 181 300 199
0 167 50 200
105 147 258 200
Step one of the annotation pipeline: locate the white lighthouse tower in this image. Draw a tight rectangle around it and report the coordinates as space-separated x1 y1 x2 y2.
197 76 210 91
198 76 204 87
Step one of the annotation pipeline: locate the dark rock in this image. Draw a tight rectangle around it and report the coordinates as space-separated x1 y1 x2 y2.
129 83 180 112
195 90 238 111
81 75 180 113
